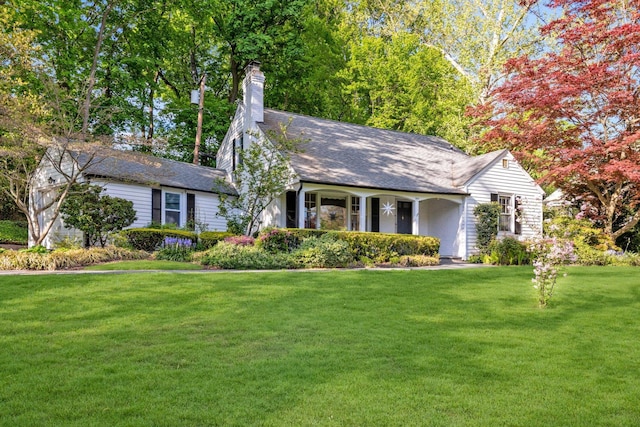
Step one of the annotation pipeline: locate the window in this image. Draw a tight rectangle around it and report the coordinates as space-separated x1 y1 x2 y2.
165 192 181 226
237 136 244 167
304 193 317 229
498 195 512 232
350 197 360 231
321 197 346 230
502 158 509 168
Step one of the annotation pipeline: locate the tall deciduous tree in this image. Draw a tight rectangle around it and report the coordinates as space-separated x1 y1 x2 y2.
479 0 640 240
341 32 474 149
353 0 548 106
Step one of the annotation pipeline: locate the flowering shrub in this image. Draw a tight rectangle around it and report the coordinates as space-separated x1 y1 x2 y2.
257 228 299 253
529 237 577 308
155 237 194 262
223 235 255 246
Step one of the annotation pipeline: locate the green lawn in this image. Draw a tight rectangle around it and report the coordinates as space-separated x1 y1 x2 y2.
1 267 639 426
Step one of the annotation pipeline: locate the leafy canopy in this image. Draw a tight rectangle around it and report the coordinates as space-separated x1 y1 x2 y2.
478 0 640 240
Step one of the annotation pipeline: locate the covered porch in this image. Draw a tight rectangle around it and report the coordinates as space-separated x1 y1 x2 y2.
275 183 466 257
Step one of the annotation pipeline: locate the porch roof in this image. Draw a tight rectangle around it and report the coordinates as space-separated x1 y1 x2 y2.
259 109 502 195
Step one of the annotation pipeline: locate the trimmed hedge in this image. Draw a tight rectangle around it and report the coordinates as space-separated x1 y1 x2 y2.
0 220 28 245
121 228 197 252
199 231 234 249
281 229 440 263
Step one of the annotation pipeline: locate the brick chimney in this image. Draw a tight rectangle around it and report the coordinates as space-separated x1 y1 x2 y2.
243 61 265 124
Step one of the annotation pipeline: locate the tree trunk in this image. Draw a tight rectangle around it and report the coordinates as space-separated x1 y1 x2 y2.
81 1 114 140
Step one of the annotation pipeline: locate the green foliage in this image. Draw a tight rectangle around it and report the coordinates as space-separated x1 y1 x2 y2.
201 242 292 270
216 125 303 236
545 214 617 265
199 231 235 249
487 237 530 266
256 228 300 253
0 246 148 270
280 228 440 263
474 203 501 253
0 220 28 244
122 228 197 252
291 234 353 268
341 32 474 149
335 231 440 262
60 183 136 247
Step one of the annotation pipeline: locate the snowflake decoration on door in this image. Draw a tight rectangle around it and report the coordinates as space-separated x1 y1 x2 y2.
381 201 395 216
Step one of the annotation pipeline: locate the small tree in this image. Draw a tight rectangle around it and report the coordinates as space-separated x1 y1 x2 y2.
217 121 303 236
60 183 136 247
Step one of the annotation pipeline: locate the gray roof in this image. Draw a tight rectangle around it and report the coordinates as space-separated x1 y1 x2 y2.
76 148 236 195
452 149 509 186
259 109 504 195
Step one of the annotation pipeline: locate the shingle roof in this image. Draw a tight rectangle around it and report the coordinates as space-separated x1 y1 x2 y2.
259 109 502 195
76 147 236 195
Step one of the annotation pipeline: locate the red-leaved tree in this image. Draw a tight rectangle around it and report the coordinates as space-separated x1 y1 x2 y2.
477 0 640 240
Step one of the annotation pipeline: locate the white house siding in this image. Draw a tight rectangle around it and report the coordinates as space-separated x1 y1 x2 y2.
31 151 88 248
96 181 152 228
464 153 544 256
193 190 227 231
217 105 245 175
423 198 463 257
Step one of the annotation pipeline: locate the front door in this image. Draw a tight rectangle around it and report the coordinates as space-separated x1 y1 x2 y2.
397 201 412 234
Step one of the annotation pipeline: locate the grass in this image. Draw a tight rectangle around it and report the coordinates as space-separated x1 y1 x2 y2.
0 220 28 244
84 260 203 271
1 266 639 426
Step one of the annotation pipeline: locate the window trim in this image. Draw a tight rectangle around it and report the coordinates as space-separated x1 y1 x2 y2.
164 191 182 227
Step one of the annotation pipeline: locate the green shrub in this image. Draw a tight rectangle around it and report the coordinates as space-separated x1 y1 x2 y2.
291 234 353 268
546 215 617 265
487 237 530 265
199 231 234 249
121 228 196 252
473 203 501 253
257 228 300 253
0 220 28 245
280 229 439 263
335 231 439 262
200 242 292 270
19 245 48 254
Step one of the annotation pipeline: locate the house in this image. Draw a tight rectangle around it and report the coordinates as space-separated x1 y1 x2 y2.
30 146 236 248
216 62 544 259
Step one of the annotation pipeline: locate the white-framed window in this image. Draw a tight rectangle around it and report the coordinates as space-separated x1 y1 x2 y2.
498 195 512 232
304 193 317 229
350 196 360 231
165 192 181 226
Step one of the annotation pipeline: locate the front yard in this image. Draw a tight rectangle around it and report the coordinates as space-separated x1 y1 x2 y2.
1 267 639 426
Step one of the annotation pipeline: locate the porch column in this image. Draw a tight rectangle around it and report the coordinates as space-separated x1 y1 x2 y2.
359 195 367 232
297 188 306 229
412 199 420 235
